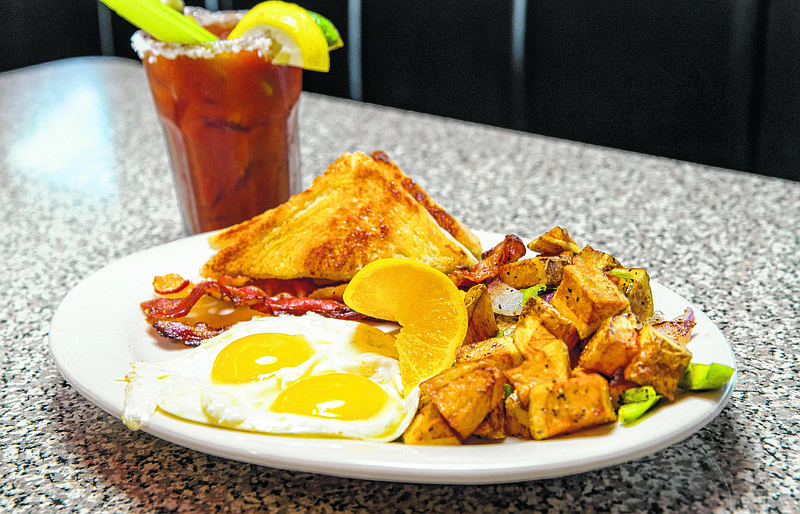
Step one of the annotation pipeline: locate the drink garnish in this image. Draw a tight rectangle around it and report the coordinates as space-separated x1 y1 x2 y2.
100 0 218 43
227 1 336 72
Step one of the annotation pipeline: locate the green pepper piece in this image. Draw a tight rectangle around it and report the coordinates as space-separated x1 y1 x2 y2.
503 383 513 399
678 363 735 390
520 283 546 305
618 394 661 425
609 268 635 280
619 385 659 404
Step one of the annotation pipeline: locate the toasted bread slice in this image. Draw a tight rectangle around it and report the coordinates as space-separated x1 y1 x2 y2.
367 151 483 258
201 152 480 282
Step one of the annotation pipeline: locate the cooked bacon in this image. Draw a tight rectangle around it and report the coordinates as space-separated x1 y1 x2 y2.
152 320 228 346
244 277 319 297
449 234 527 287
141 278 365 325
250 295 366 320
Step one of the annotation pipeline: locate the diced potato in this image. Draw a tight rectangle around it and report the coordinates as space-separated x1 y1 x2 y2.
419 360 486 392
472 405 506 440
402 402 462 445
495 315 517 337
519 295 580 349
528 372 617 440
497 255 572 289
504 392 532 439
421 361 507 440
463 283 499 345
578 313 639 376
573 245 622 271
504 340 571 406
512 318 563 359
550 264 630 339
527 227 582 255
624 324 693 401
609 267 655 321
456 336 524 370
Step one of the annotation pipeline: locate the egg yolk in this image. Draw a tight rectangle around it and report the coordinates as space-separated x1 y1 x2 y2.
271 373 390 420
211 333 313 384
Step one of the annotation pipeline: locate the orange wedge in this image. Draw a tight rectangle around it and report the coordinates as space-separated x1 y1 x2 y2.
343 258 468 394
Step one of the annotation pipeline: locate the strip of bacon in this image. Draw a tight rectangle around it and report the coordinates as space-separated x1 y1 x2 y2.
449 234 527 287
141 279 365 325
152 320 229 346
250 295 366 320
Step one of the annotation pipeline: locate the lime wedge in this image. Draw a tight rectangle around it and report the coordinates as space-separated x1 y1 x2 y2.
228 1 334 72
308 11 344 50
100 0 217 43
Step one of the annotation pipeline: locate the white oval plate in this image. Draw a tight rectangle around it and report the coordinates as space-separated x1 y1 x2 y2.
49 231 736 484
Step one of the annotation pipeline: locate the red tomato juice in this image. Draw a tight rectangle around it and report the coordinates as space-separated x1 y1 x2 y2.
133 11 302 233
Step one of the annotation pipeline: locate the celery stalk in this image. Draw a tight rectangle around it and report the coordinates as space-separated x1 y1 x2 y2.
100 0 217 43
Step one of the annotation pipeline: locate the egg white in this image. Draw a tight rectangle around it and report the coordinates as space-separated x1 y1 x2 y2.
123 313 419 442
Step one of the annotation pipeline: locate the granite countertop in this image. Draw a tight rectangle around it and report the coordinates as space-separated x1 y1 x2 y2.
1 57 797 512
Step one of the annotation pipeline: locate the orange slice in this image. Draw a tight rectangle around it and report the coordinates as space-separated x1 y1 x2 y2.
343 258 468 394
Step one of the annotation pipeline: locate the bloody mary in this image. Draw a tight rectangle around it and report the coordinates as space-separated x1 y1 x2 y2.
132 9 302 234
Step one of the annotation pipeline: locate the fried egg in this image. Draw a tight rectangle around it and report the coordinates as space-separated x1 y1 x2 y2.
123 313 419 442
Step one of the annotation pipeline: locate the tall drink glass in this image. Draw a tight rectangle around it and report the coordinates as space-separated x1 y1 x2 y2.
132 8 302 234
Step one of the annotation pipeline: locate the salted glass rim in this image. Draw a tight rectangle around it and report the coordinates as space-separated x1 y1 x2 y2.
131 7 274 60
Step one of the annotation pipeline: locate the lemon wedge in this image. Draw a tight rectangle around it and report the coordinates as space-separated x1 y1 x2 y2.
228 1 332 72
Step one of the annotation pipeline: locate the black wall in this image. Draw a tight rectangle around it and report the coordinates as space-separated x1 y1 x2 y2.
1 0 797 182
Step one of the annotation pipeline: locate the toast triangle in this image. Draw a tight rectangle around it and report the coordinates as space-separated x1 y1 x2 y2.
201 152 481 282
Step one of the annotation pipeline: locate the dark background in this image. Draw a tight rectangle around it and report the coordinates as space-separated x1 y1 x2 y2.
2 0 798 182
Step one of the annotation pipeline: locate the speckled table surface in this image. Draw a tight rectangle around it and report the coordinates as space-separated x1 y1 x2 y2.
1 57 797 513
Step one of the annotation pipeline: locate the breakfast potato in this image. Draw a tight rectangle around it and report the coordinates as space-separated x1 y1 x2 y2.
472 405 506 440
419 360 487 392
463 284 499 345
550 264 630 339
519 295 580 349
504 340 571 406
624 324 693 401
578 313 639 376
497 255 572 289
495 315 518 337
421 361 507 439
504 393 532 439
609 267 655 321
573 245 622 271
456 336 524 370
513 317 564 360
528 372 617 440
402 401 462 445
527 226 582 256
